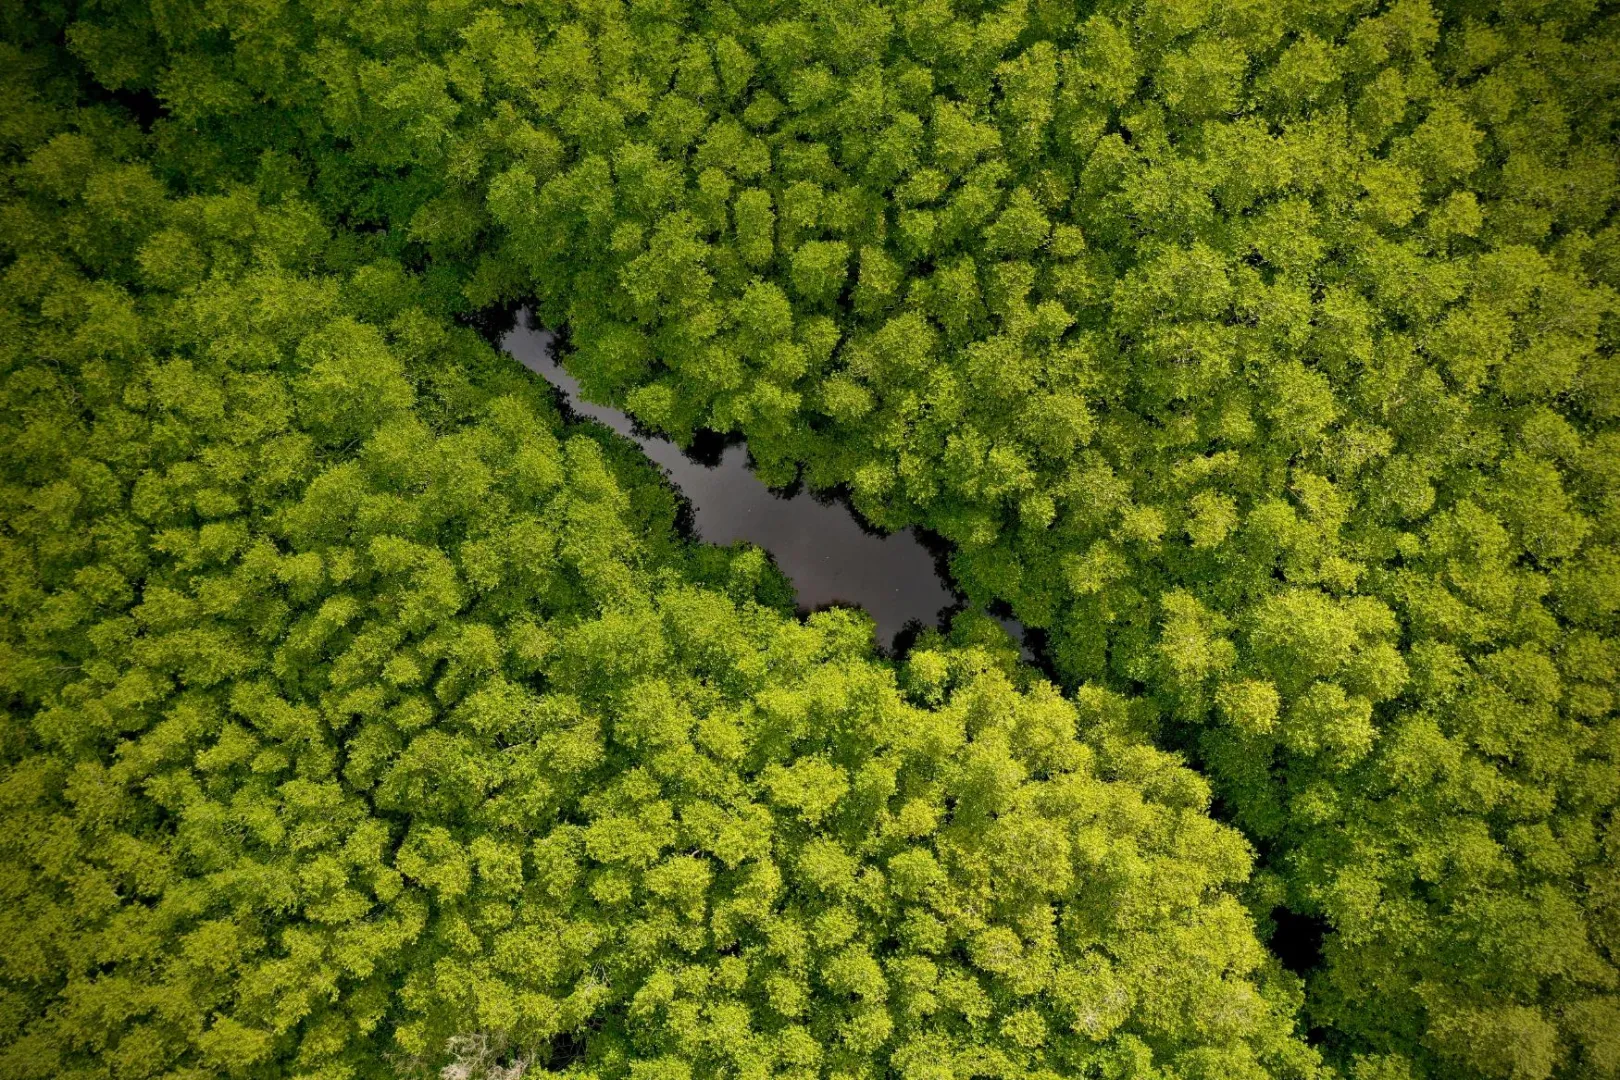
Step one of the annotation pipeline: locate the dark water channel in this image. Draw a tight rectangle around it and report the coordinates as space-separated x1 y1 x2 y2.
501 313 1034 657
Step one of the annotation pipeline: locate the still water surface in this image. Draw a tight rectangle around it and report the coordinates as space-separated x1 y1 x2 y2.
502 312 1032 657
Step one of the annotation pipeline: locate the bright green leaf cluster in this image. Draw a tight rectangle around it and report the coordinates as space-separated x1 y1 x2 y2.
5 0 1620 1075
0 87 1317 1080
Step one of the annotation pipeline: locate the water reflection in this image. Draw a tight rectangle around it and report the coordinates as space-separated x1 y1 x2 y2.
502 312 1036 659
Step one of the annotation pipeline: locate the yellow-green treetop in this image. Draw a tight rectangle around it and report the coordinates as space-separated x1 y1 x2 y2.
0 87 1318 1080
4 0 1619 1075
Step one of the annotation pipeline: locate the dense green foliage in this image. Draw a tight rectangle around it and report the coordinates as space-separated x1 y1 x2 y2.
0 80 1322 1080
2 0 1618 1077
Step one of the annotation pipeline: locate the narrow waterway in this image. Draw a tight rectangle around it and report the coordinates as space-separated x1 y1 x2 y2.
502 313 1023 654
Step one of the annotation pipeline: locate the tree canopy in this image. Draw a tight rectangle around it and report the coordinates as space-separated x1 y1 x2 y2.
0 80 1320 1080
2 0 1618 1077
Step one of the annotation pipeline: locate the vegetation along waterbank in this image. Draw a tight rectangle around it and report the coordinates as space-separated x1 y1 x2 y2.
1 0 1617 1077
